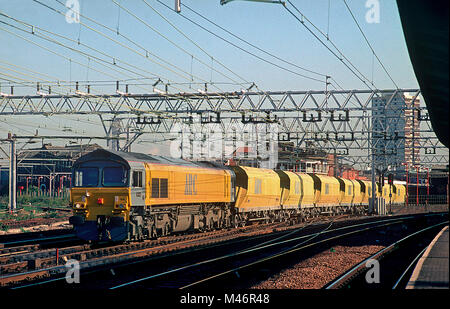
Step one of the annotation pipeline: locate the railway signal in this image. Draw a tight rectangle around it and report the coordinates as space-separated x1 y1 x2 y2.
388 173 393 185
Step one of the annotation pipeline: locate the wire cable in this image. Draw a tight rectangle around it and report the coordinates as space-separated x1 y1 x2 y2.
0 11 161 85
51 0 251 97
156 0 325 84
284 0 377 91
341 0 399 89
143 0 251 85
182 2 328 79
113 0 247 87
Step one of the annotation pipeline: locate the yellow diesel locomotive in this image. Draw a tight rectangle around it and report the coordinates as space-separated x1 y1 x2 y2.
70 149 235 241
69 149 405 242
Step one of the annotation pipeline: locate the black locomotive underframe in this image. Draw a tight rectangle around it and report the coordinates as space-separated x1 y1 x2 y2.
125 203 368 241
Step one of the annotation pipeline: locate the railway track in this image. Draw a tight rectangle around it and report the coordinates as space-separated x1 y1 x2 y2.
5 212 444 290
0 218 298 287
103 212 447 289
1 213 361 288
2 212 446 289
324 218 449 289
119 217 412 289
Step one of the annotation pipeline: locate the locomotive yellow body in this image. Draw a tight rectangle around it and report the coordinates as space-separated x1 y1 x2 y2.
70 150 235 241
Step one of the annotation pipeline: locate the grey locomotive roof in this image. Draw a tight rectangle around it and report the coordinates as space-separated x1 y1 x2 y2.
74 148 226 170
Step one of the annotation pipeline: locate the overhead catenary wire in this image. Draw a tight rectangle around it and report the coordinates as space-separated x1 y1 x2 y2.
179 0 371 108
112 0 248 87
156 0 326 84
52 0 247 95
0 24 272 135
0 9 229 124
0 70 98 134
341 0 399 89
0 22 275 130
2 1 371 132
0 23 152 94
181 2 328 79
141 0 250 85
51 1 284 125
283 0 378 91
0 64 121 132
34 0 199 86
0 66 195 140
0 26 186 126
0 12 162 85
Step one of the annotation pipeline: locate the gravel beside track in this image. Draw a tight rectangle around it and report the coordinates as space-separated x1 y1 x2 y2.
251 245 384 289
0 219 70 235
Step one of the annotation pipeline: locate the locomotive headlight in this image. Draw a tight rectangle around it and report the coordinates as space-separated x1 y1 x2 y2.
74 203 86 209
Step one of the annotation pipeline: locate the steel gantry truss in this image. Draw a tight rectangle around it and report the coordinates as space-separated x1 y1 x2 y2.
1 88 448 171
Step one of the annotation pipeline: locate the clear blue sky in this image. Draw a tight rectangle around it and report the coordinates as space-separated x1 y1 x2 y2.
0 0 422 153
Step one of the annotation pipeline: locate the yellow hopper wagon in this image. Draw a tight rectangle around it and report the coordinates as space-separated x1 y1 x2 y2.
231 166 281 225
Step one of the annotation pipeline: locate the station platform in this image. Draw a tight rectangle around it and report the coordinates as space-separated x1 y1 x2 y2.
406 225 449 289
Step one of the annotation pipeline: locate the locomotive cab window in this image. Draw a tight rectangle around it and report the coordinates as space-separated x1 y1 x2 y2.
103 167 128 187
132 171 143 187
74 167 98 187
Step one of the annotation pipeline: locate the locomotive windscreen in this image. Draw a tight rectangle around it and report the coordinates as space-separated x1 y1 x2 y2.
103 167 128 187
74 167 98 187
73 160 129 188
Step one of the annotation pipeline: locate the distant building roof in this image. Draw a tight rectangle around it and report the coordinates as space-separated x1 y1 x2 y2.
22 143 103 160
